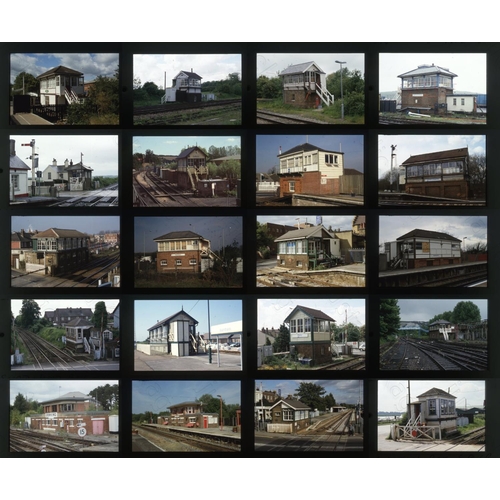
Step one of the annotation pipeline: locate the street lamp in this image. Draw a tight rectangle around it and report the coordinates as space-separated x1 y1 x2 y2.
335 60 346 120
217 395 223 431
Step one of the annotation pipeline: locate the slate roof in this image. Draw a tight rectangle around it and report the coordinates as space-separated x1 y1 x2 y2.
154 230 205 241
279 61 325 76
402 148 468 166
284 305 336 323
177 146 207 159
41 391 90 404
397 64 457 79
10 155 30 171
34 228 89 239
416 387 457 399
175 70 202 80
275 225 336 242
37 65 83 79
279 142 342 157
396 229 461 243
148 310 198 332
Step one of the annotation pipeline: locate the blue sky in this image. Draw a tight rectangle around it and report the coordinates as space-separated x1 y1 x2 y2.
10 53 119 84
12 215 120 235
256 134 363 174
133 136 240 156
134 299 242 342
134 216 242 253
256 380 363 406
132 380 241 414
257 214 358 232
378 380 485 413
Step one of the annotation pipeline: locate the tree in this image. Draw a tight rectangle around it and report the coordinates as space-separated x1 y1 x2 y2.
256 221 274 256
88 384 119 411
331 322 361 342
451 301 481 324
92 301 108 331
12 393 29 413
380 299 400 339
256 75 282 99
324 392 337 410
19 299 41 328
326 68 365 117
12 72 38 96
468 153 486 199
295 382 327 411
273 323 290 353
428 311 453 324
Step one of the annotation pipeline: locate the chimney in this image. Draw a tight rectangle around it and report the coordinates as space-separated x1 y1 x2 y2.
10 139 15 156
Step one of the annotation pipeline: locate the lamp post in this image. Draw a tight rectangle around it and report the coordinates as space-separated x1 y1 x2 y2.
335 60 346 120
217 395 223 431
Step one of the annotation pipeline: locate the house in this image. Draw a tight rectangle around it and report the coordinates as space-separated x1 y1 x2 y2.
37 65 85 106
275 224 341 270
383 229 461 269
267 398 311 433
283 305 335 365
11 230 36 269
64 317 94 353
277 142 344 197
397 64 456 114
23 228 90 276
162 70 202 103
29 391 112 436
44 307 93 326
255 388 281 428
9 139 30 199
42 159 70 184
176 146 209 190
154 230 213 274
166 401 219 428
147 309 199 356
402 147 471 200
446 93 477 114
409 387 458 437
279 61 333 108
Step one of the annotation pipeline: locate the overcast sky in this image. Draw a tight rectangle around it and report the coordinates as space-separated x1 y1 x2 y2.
10 379 118 405
379 53 487 94
378 380 485 413
134 216 242 254
132 380 240 414
134 299 242 342
257 53 364 79
256 134 363 174
258 298 365 331
133 54 241 89
379 215 487 249
397 298 487 322
11 134 119 177
10 53 119 84
257 214 357 232
257 379 363 406
378 134 486 178
12 215 120 235
133 136 240 156
11 298 119 319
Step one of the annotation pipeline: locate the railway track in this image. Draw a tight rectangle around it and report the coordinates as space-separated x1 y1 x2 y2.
381 338 487 371
134 99 241 116
134 424 240 452
257 110 330 125
50 185 119 207
324 357 365 370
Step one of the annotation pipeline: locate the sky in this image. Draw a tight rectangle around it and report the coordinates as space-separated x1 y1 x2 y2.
257 53 364 79
133 54 241 90
377 380 485 413
258 298 365 331
134 299 242 342
132 380 240 414
378 134 486 178
397 299 487 322
12 215 120 235
10 379 118 406
10 53 119 84
133 136 240 156
11 298 119 320
256 134 363 174
256 380 364 406
379 215 487 249
379 53 487 94
11 134 119 177
257 214 357 232
134 216 242 254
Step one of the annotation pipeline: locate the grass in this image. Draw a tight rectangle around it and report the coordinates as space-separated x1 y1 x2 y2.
458 415 485 434
135 270 243 288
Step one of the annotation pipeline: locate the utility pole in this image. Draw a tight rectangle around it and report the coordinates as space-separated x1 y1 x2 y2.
22 139 37 196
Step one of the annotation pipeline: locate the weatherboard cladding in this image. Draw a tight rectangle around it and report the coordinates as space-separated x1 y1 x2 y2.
402 148 468 165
